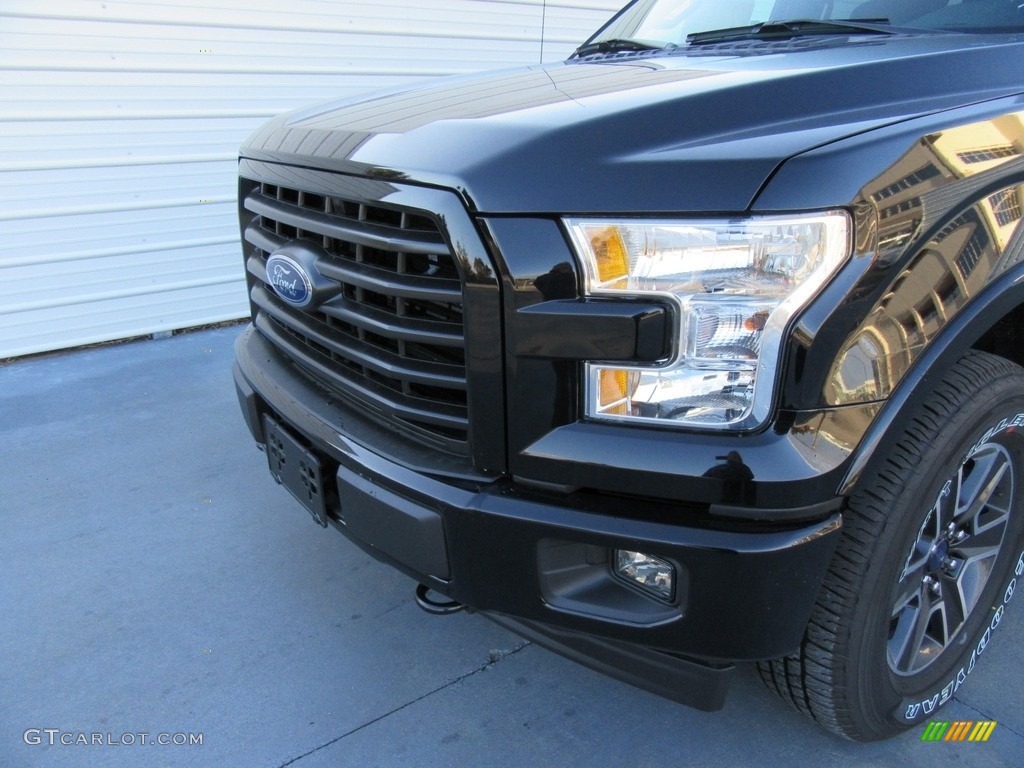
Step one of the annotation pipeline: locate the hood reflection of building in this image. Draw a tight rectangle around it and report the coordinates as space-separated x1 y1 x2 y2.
829 112 1024 406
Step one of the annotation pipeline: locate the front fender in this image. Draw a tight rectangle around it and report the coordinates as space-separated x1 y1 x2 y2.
839 262 1024 495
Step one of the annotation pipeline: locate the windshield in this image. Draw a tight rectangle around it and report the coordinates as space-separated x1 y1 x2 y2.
585 0 1024 49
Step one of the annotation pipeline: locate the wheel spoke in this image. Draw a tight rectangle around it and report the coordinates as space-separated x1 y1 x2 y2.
949 444 1012 619
955 447 1011 528
891 569 925 613
888 585 922 671
901 503 939 579
937 468 960 531
955 518 1009 562
935 574 966 644
950 533 1003 618
890 581 943 673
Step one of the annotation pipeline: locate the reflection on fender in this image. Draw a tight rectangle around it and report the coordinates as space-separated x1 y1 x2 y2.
827 111 1024 406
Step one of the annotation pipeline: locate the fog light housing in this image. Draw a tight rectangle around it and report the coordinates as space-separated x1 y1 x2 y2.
614 550 675 603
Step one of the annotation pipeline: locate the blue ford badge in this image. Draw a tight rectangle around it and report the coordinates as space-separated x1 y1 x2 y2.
266 253 313 307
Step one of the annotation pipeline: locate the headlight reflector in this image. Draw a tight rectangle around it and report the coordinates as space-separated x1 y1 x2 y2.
567 213 850 429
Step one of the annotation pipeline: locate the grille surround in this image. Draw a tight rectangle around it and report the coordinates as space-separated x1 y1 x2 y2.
240 169 471 455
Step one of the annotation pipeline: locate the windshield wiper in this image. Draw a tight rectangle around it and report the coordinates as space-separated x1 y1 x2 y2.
687 18 894 45
573 38 666 58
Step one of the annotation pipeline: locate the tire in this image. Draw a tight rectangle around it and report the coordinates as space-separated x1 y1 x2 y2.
758 351 1024 741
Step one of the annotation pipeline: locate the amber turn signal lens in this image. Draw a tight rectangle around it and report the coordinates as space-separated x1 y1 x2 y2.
598 368 629 406
589 226 629 285
743 311 769 332
597 368 640 415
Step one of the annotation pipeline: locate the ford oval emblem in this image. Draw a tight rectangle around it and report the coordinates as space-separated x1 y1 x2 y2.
265 253 313 307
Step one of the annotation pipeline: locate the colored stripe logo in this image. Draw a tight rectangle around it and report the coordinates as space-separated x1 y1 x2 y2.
921 721 997 742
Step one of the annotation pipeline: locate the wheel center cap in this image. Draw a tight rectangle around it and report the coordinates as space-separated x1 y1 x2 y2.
927 538 950 574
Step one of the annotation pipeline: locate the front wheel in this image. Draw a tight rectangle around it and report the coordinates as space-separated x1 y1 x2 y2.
759 351 1024 741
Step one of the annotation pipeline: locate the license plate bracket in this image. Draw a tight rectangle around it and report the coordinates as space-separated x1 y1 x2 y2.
263 415 328 527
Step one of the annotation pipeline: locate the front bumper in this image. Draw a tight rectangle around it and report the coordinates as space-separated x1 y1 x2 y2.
235 324 842 710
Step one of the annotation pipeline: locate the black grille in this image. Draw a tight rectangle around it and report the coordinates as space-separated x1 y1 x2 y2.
242 179 468 454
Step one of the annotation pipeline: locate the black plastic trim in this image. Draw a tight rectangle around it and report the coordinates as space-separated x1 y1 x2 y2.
483 612 734 712
515 299 669 361
338 462 452 580
710 496 843 522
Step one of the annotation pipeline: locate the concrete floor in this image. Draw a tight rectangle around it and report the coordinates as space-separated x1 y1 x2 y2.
1 324 1021 768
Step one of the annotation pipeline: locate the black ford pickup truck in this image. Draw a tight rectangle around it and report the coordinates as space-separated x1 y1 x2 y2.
233 0 1024 741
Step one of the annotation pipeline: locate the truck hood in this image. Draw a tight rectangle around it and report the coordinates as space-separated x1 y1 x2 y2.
241 34 1024 213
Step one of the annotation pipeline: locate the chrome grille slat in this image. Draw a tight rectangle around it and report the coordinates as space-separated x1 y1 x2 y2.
250 287 466 390
255 314 469 432
244 190 450 256
245 223 462 302
318 296 463 347
243 223 282 258
316 260 462 303
241 176 469 452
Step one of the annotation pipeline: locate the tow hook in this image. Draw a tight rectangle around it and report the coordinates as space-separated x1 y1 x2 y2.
415 584 466 615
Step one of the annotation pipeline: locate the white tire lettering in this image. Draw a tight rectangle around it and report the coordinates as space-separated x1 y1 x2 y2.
939 681 954 706
991 605 1004 631
921 694 940 714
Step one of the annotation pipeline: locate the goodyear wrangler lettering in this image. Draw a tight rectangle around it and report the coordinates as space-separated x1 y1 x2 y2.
967 413 1024 459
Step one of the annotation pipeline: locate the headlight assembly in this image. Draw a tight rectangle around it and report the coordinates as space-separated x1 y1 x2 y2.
566 212 850 429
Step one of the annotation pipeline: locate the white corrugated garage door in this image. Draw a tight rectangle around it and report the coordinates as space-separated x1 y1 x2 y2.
0 0 622 358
